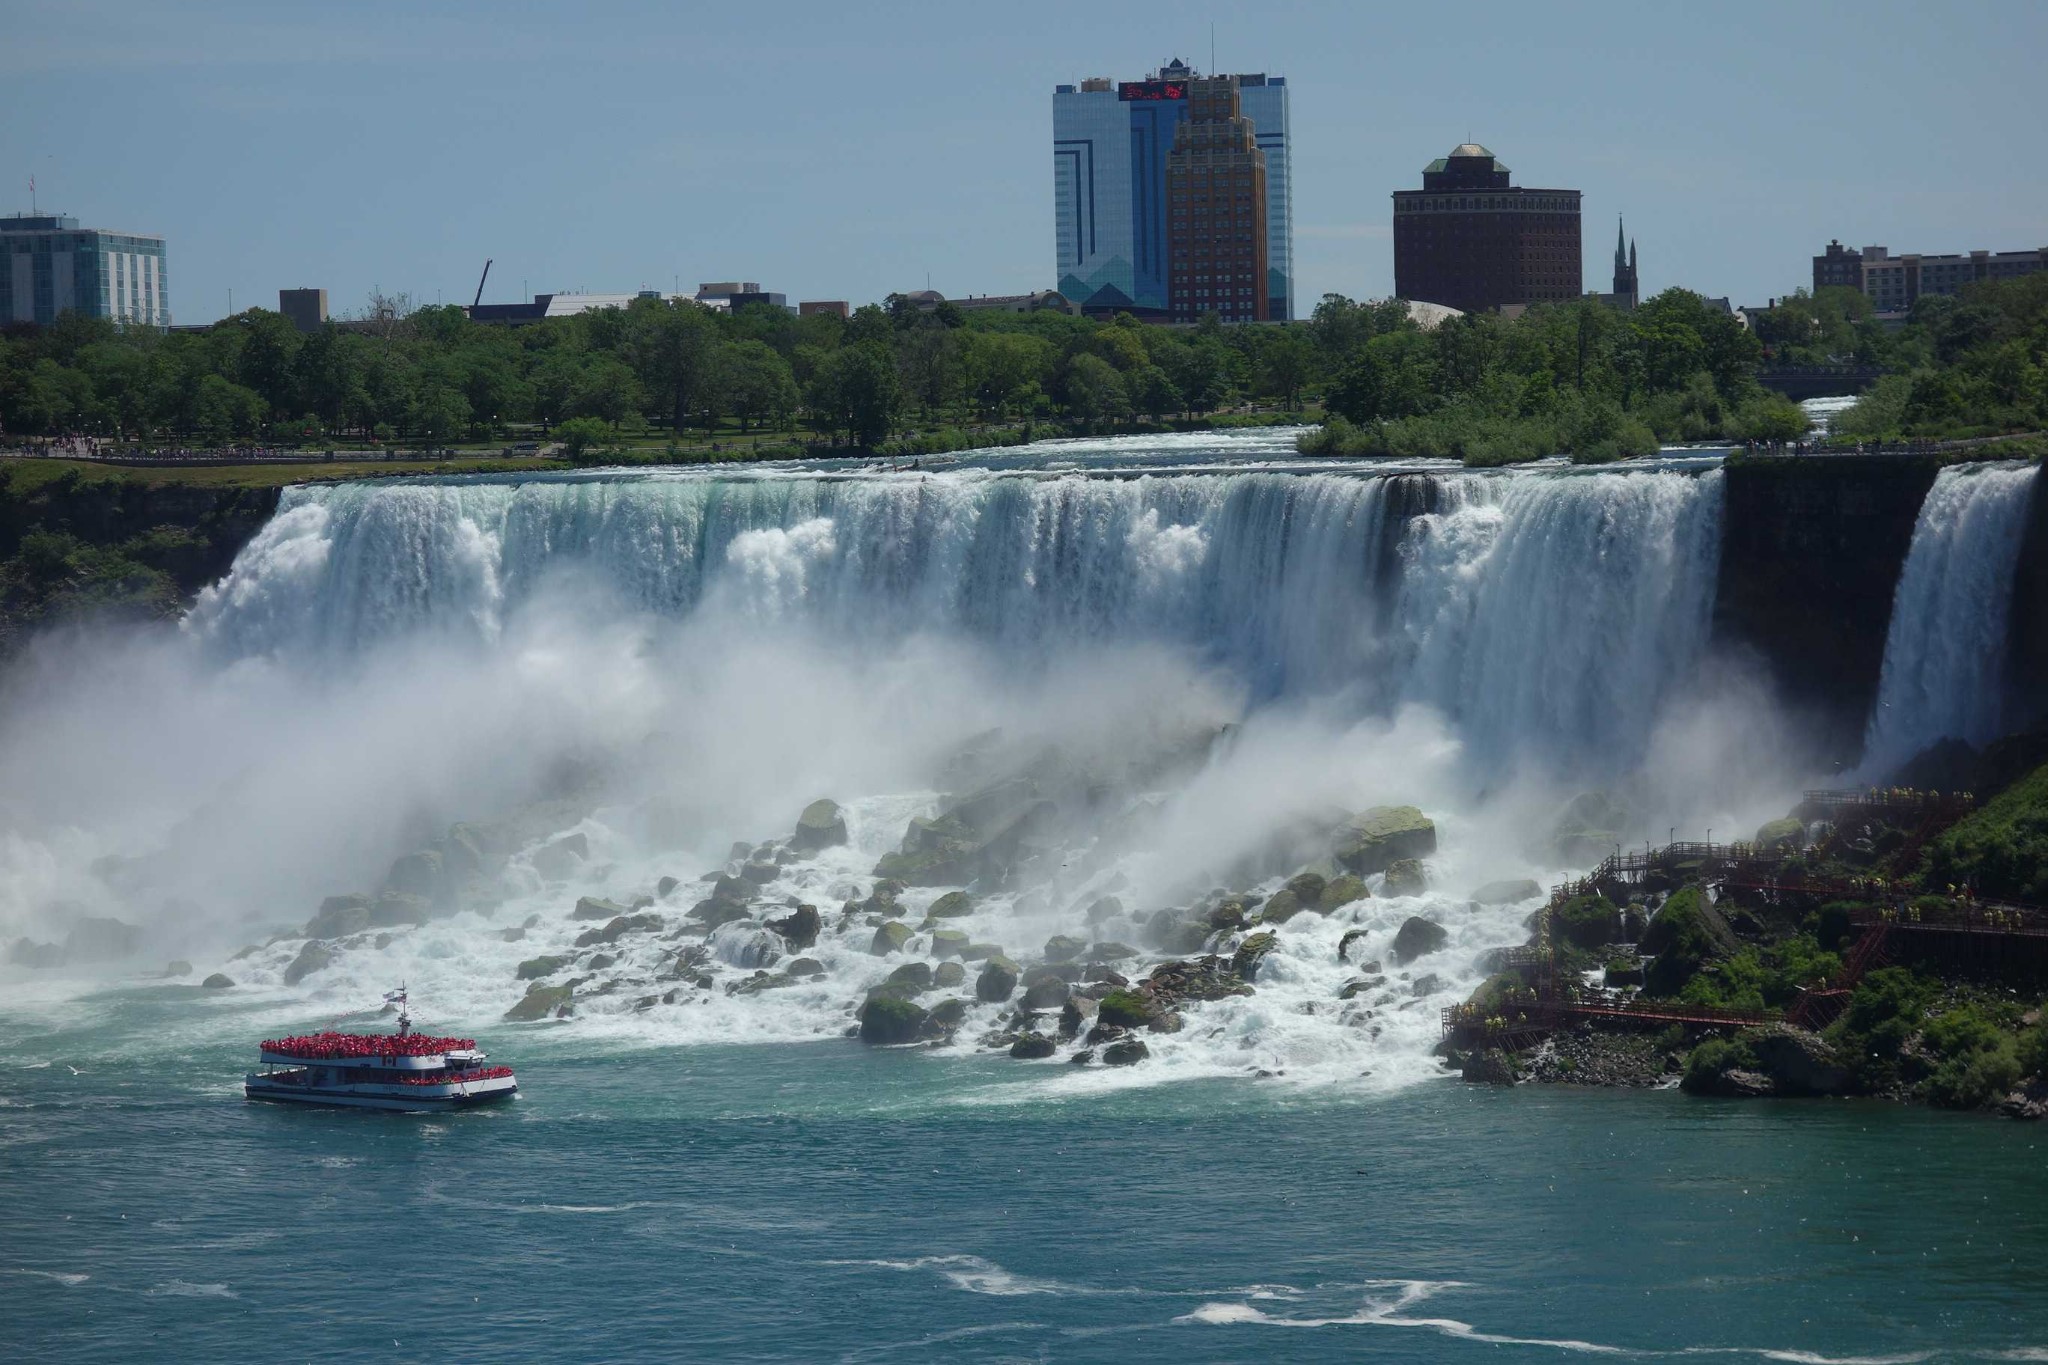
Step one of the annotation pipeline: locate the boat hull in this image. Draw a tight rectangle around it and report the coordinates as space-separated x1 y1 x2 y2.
244 1077 517 1113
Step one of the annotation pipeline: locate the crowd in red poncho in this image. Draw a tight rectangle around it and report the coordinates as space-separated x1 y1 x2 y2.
261 1031 477 1060
396 1066 515 1087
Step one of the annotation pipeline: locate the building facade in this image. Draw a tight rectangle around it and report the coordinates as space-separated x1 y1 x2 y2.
1166 78 1268 323
0 213 169 327
1391 145 1580 314
1054 59 1293 320
1817 243 2048 313
279 288 328 333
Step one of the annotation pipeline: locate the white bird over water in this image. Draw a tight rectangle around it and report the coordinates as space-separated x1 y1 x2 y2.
65 1065 83 1075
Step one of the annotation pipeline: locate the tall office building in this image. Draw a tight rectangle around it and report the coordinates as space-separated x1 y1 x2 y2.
0 213 169 327
1054 59 1293 320
1167 78 1268 323
1391 144 1580 314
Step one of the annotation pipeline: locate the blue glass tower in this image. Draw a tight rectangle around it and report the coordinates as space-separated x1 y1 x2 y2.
1054 60 1293 321
1 213 170 327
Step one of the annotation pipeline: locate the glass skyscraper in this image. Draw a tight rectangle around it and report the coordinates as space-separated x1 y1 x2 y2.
1 214 169 328
1054 60 1293 321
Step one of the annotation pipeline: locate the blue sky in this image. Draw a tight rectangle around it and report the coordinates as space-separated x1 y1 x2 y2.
5 0 2045 324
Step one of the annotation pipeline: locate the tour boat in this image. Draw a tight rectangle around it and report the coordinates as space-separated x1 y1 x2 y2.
245 989 517 1112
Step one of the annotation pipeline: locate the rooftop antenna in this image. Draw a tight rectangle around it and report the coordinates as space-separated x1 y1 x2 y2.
27 174 35 214
1210 21 1215 76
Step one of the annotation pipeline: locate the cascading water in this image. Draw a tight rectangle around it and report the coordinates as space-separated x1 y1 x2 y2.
1860 462 2041 778
189 462 1724 774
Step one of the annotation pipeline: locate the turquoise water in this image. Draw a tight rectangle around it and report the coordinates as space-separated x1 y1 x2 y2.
5 986 2045 1363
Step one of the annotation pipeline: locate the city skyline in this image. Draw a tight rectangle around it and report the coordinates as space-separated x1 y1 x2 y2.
4 0 2046 325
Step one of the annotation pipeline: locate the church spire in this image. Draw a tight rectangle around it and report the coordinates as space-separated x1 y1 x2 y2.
1615 216 1628 273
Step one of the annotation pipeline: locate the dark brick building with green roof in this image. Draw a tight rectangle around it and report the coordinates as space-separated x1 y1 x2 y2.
1391 144 1580 314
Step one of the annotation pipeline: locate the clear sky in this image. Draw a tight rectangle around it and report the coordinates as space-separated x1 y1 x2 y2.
5 0 2045 325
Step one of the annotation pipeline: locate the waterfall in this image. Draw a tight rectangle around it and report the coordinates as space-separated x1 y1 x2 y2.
188 463 1726 776
1861 462 2041 778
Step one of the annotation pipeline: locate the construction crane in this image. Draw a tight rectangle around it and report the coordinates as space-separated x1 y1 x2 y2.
471 259 493 310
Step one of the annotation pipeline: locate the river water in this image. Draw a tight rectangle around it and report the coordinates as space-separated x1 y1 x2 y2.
4 431 2044 1361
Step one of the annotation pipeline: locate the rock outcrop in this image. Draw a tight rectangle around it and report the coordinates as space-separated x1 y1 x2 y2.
790 799 848 854
1390 916 1447 966
1333 806 1437 876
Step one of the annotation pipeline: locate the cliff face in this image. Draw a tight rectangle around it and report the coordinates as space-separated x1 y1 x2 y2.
0 469 280 650
2009 471 2048 731
1714 456 1942 764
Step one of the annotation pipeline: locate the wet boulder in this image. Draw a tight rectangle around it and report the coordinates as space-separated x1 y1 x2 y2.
575 913 663 948
787 957 827 978
933 961 966 989
383 849 445 902
929 929 970 959
791 799 849 854
1083 941 1136 963
1333 806 1437 877
1102 1037 1150 1066
1042 934 1087 963
655 875 681 899
574 896 632 922
858 994 928 1045
282 941 334 986
925 891 974 919
1338 928 1371 963
1462 1048 1519 1085
1258 889 1305 924
885 961 934 994
201 972 235 989
766 903 821 950
1096 988 1159 1029
922 997 970 1040
869 920 914 956
1085 896 1124 925
305 894 372 940
1021 975 1071 1011
517 954 572 981
1382 859 1428 898
531 833 590 881
1390 916 1448 966
1284 872 1328 906
961 942 1005 962
1010 1032 1057 1059
1320 875 1370 911
504 982 573 1022
1058 995 1099 1038
976 955 1021 1002
1230 931 1280 981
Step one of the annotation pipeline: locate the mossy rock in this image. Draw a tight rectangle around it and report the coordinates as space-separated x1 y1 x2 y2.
858 994 928 1045
1084 941 1136 962
1320 874 1370 911
1284 872 1328 904
932 961 966 989
926 891 975 919
1554 893 1620 949
517 954 571 981
504 982 572 1022
1259 889 1305 924
1102 1037 1150 1066
573 896 631 922
1085 896 1124 924
305 893 371 939
930 929 971 959
1382 858 1428 897
1754 817 1805 850
1097 988 1157 1029
1333 806 1438 876
961 942 1004 962
870 920 914 956
791 799 848 854
1469 879 1542 906
1230 931 1280 981
885 961 934 994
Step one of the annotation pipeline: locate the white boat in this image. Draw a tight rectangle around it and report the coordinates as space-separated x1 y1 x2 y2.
245 989 518 1112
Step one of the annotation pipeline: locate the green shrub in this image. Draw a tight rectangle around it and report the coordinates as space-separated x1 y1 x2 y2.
1682 1036 1756 1091
1921 761 2048 903
1641 887 1724 997
1681 948 1768 1014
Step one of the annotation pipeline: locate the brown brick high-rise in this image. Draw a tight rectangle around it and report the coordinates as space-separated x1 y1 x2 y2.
1167 78 1269 323
1392 144 1580 314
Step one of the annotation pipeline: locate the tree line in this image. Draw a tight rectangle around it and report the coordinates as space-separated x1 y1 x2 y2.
2 273 2040 460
